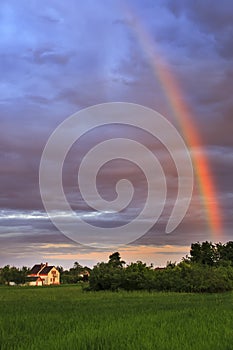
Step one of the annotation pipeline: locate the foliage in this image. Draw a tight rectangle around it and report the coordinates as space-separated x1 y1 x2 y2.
152 263 233 293
108 252 125 268
1 241 233 292
89 252 125 291
59 262 91 284
190 241 233 266
121 261 154 291
0 265 29 285
88 243 233 292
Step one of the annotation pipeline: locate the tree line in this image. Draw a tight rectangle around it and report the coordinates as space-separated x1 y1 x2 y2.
0 262 91 285
1 241 233 292
88 242 233 293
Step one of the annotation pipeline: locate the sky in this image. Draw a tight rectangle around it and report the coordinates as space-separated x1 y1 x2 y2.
0 0 232 268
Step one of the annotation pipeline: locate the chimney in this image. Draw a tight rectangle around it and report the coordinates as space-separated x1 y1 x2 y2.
45 262 48 267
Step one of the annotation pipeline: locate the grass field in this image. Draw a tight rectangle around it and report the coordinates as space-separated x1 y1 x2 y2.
0 285 232 350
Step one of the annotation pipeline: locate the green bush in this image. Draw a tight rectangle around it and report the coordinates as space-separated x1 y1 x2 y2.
88 243 233 293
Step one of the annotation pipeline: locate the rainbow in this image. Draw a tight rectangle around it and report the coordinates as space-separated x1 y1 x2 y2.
125 12 222 238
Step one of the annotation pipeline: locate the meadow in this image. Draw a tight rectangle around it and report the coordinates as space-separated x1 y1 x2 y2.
0 285 232 350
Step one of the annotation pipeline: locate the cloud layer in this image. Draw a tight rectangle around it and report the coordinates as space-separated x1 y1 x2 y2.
0 0 232 266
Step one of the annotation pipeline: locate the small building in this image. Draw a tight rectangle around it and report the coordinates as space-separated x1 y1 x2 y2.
79 269 90 282
27 263 60 286
8 281 16 286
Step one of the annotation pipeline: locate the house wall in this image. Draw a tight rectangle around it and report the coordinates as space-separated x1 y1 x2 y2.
47 267 60 285
40 267 60 285
28 281 37 286
28 279 43 286
40 276 48 285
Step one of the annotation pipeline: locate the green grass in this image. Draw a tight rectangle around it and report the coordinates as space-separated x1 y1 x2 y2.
0 285 232 350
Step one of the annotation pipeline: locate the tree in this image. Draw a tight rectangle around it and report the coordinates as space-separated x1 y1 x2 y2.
216 241 233 265
0 265 29 285
88 253 126 291
122 261 154 291
108 252 125 268
0 265 11 284
190 241 217 266
89 262 124 291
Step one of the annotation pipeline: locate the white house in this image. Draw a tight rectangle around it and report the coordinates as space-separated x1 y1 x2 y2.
27 263 60 286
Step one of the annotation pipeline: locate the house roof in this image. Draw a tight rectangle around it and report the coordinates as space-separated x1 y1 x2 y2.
29 264 44 275
28 264 56 276
26 276 42 282
39 266 54 275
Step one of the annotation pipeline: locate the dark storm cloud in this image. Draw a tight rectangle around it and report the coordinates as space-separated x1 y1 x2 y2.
168 0 233 58
162 1 233 148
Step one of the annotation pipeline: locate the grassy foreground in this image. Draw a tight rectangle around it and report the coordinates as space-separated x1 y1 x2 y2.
0 285 232 350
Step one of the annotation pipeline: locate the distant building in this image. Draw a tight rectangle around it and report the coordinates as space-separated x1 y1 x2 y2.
78 269 90 282
8 281 16 286
27 263 60 286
